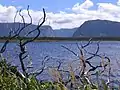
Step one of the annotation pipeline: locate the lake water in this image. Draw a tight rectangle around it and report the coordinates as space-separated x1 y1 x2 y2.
1 41 120 82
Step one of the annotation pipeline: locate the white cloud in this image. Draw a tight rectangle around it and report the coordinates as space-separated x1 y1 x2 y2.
72 0 94 13
97 3 120 15
117 0 120 5
0 0 120 29
0 5 17 22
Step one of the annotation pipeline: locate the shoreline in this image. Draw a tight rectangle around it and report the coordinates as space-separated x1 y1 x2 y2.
0 37 120 42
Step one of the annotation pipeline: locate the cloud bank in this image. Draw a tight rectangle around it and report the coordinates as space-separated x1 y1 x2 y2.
0 0 120 29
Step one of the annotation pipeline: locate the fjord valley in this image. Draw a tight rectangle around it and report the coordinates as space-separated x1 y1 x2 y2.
1 19 120 41
1 0 120 89
1 19 120 90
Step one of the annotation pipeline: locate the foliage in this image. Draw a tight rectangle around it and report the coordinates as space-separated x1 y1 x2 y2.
0 59 116 90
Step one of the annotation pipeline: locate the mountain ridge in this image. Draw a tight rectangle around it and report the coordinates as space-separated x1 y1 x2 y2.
0 22 76 37
73 19 120 37
1 19 120 37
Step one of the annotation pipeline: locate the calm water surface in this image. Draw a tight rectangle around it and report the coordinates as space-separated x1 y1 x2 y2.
1 41 120 80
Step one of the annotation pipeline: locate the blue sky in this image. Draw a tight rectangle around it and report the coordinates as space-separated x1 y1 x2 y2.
0 0 120 29
0 0 118 12
1 0 84 12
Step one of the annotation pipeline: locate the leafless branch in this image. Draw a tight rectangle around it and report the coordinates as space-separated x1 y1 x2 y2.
0 40 9 53
61 39 111 87
29 56 49 77
18 7 46 78
80 38 92 48
19 9 26 27
61 45 78 57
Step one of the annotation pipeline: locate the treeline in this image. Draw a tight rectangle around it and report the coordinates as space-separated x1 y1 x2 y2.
1 36 120 42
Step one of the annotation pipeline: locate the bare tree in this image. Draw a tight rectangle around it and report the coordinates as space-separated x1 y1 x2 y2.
0 5 46 88
60 39 111 89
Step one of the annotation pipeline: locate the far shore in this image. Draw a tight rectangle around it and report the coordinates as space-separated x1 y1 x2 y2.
0 37 120 42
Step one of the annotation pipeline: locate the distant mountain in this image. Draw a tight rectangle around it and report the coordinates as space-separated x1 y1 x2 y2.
40 25 54 37
0 23 54 37
0 23 76 37
54 28 77 37
73 20 120 37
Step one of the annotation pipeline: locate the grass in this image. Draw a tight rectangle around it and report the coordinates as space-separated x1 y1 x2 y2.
0 59 55 90
0 58 119 90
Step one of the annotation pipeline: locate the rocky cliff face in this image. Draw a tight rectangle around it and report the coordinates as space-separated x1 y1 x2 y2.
73 20 120 37
0 23 54 37
40 25 54 37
